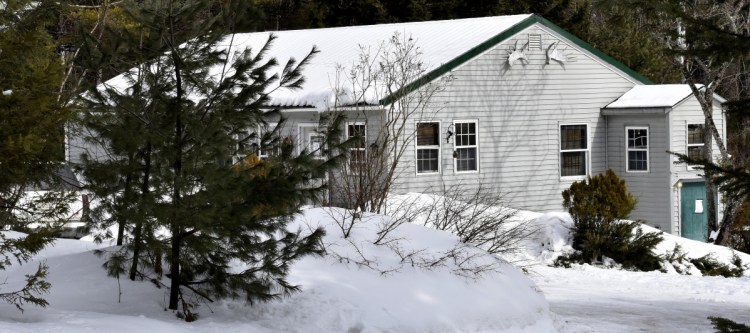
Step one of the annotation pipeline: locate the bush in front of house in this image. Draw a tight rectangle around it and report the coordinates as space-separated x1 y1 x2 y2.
690 253 745 278
560 169 663 271
708 316 750 333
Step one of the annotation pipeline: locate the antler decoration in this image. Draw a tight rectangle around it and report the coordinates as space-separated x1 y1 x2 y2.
546 41 575 64
507 40 529 67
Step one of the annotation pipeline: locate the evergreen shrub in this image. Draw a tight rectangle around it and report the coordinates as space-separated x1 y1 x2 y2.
690 254 744 278
560 169 663 271
709 316 750 333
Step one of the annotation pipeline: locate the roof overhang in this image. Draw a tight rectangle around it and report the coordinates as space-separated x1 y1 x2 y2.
268 104 385 113
601 107 671 116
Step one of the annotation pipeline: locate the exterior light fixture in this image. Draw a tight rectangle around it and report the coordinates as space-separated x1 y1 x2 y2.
446 124 454 143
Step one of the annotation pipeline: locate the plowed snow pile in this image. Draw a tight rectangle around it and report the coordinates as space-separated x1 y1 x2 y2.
0 207 556 333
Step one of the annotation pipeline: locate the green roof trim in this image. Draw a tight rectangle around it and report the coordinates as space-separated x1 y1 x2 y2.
380 14 653 105
532 15 653 85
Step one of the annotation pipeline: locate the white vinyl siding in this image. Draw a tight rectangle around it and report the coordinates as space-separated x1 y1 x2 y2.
606 115 670 231
416 122 441 174
560 124 589 178
388 25 639 213
626 126 649 172
453 120 478 173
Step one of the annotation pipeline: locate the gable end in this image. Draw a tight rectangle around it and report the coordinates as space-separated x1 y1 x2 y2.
380 15 653 105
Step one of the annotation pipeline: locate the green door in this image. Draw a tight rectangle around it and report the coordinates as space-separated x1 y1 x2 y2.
681 182 708 241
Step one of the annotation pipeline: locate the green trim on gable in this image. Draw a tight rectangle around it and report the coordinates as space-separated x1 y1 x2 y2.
533 16 653 85
380 14 653 105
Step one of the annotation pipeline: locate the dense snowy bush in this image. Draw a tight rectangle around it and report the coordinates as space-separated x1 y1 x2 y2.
560 169 663 271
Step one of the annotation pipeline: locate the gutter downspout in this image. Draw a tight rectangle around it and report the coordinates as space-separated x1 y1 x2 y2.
603 112 608 169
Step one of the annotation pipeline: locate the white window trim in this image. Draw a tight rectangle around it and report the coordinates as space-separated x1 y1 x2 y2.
453 119 479 174
346 121 367 174
298 123 324 159
625 126 649 173
559 123 590 180
256 125 269 159
415 121 441 175
686 123 705 171
234 125 268 163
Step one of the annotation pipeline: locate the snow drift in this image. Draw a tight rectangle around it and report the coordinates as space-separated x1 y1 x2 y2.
0 207 556 333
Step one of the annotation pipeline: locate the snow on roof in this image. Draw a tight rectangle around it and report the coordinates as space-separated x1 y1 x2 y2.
102 15 532 110
605 84 697 109
236 15 532 109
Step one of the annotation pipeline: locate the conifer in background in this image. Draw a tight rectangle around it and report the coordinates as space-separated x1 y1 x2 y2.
0 0 74 311
77 0 344 317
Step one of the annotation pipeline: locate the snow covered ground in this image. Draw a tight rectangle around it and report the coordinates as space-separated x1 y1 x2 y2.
1 200 749 332
521 211 750 333
536 264 750 333
0 208 554 333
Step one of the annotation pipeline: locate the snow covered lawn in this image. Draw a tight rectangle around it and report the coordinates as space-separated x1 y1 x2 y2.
1 204 749 332
536 265 750 332
522 211 750 332
0 208 555 333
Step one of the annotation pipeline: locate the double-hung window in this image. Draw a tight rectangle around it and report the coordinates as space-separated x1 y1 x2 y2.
235 126 269 162
254 125 271 159
560 124 588 177
454 120 478 172
347 122 367 173
626 127 649 172
309 134 324 159
687 124 705 165
416 122 440 174
299 123 325 159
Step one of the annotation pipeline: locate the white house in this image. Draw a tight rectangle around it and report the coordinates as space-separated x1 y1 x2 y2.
67 14 725 240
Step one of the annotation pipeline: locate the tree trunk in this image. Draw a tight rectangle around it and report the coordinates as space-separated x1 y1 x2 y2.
685 74 729 242
703 114 720 241
116 171 131 246
168 228 181 310
167 105 183 310
117 152 139 246
168 20 184 308
714 196 740 245
129 143 151 281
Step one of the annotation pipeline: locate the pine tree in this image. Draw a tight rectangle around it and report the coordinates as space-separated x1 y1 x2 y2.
0 0 73 311
78 0 344 316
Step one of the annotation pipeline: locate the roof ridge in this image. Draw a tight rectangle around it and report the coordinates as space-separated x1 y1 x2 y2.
257 14 534 35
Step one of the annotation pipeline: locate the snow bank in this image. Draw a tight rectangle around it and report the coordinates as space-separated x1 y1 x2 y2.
0 207 556 333
518 211 750 274
521 213 575 265
387 192 749 274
